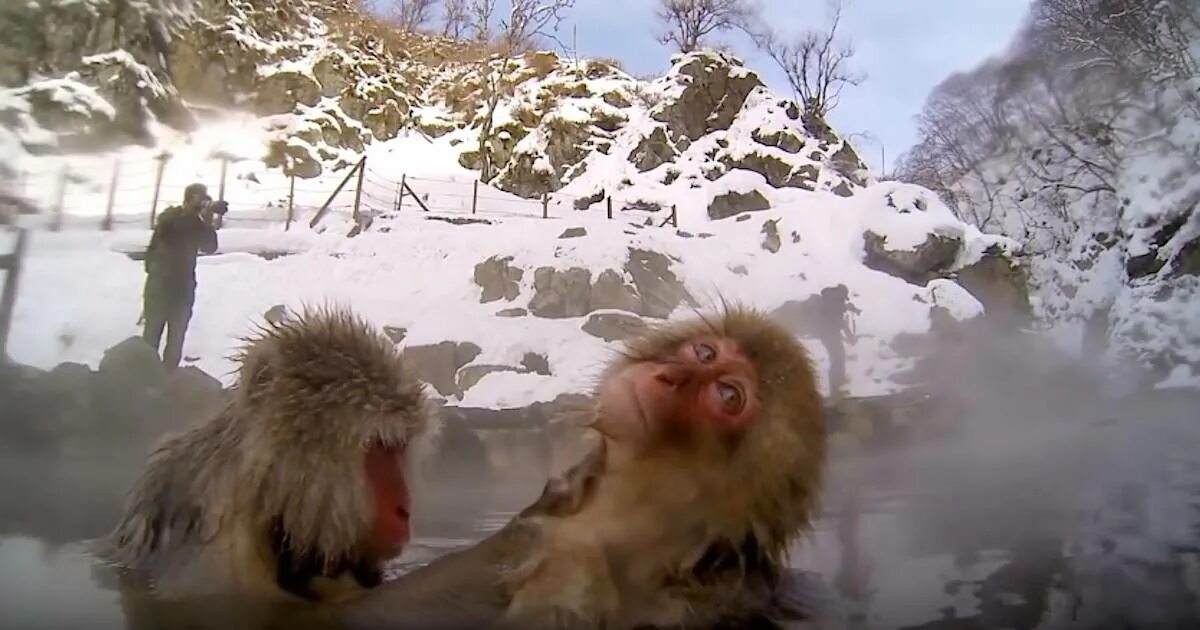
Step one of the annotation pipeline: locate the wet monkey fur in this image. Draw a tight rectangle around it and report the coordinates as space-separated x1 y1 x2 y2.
98 307 437 603
319 306 827 629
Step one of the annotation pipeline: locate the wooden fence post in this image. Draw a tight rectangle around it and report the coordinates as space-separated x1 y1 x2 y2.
50 165 68 232
0 228 29 357
606 196 613 220
285 174 295 231
541 193 549 219
214 156 228 229
150 152 168 228
309 157 364 228
352 156 366 223
102 158 120 231
472 180 479 215
398 174 406 213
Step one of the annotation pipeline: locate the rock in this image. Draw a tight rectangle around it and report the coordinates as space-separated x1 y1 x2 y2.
163 367 225 424
573 190 606 210
1170 237 1200 277
457 364 519 394
382 326 408 344
496 308 528 317
629 127 677 172
582 312 649 342
829 142 868 186
98 336 167 389
264 139 322 179
650 53 763 141
761 219 781 253
708 190 771 220
953 246 1033 330
731 264 749 276
751 128 804 153
862 230 963 284
254 70 322 116
558 227 587 239
831 182 854 198
473 255 525 303
724 152 813 189
529 267 593 318
263 304 289 325
602 91 631 108
403 341 482 397
625 249 695 318
521 352 551 376
590 269 642 313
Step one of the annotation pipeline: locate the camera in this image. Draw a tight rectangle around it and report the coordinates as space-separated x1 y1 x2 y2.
210 200 230 216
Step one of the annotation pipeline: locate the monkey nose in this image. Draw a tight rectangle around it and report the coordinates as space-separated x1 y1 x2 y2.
652 364 691 389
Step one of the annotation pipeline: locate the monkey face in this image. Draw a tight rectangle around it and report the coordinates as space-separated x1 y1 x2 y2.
595 335 761 449
364 443 412 557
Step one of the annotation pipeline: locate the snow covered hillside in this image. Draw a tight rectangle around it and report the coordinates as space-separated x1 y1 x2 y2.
1 0 1027 410
899 0 1200 390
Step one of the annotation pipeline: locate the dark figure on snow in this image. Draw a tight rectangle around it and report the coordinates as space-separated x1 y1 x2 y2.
141 183 224 368
816 284 861 401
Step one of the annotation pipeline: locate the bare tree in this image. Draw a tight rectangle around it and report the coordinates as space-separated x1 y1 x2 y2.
470 0 575 182
391 0 437 32
442 0 471 38
468 0 498 41
501 0 576 52
756 0 862 118
655 0 757 53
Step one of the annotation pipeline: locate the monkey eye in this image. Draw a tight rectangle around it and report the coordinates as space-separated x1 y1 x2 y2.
694 342 717 363
715 382 744 414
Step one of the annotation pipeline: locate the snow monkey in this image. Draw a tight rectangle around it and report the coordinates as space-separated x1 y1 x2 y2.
315 306 827 629
98 307 437 604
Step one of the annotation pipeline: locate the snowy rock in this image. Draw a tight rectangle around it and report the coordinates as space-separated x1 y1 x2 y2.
590 269 642 313
708 190 771 220
529 266 593 318
558 227 587 239
457 364 521 396
953 246 1032 329
629 127 677 172
761 219 781 253
650 53 762 141
862 230 963 285
520 352 551 376
473 255 524 303
751 128 805 154
582 312 648 342
402 341 482 397
263 304 289 325
723 152 816 189
496 308 528 318
624 248 694 318
382 326 408 344
255 70 322 116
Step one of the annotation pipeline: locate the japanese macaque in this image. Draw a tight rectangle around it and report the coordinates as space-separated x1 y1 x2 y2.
322 306 827 629
96 307 437 604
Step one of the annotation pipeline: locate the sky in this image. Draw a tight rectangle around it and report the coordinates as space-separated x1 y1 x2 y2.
562 0 1035 174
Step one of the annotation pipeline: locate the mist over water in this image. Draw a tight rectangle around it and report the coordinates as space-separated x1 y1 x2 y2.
1 326 1198 629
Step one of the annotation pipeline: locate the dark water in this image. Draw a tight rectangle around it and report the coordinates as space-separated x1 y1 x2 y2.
1 392 1198 629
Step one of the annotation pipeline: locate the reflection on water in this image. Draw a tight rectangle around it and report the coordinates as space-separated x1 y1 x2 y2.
1 392 1199 629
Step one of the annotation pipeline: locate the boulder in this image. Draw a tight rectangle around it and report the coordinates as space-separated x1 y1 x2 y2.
761 219 781 253
708 190 771 220
254 70 322 116
382 326 408 344
829 142 868 187
496 308 528 318
724 152 813 189
589 269 642 313
629 127 677 172
862 230 963 285
558 227 587 239
529 267 593 318
582 312 649 342
263 304 289 325
402 341 482 397
751 128 804 153
625 249 695 318
473 255 525 303
521 352 552 376
651 54 763 141
457 364 520 394
953 246 1033 330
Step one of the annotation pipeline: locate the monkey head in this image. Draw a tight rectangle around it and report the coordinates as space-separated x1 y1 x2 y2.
231 307 436 590
593 306 825 561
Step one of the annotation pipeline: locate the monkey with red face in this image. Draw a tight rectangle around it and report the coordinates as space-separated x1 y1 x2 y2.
309 306 827 629
97 307 437 604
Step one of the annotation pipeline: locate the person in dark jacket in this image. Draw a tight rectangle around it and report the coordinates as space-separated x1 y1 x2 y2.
817 284 861 402
141 183 222 368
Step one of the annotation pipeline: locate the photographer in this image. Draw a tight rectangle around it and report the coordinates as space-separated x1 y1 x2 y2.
141 182 225 369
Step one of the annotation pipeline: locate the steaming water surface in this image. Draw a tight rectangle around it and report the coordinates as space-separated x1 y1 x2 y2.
1 392 1198 629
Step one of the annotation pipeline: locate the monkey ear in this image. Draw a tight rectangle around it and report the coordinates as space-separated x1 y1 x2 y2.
522 444 605 518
